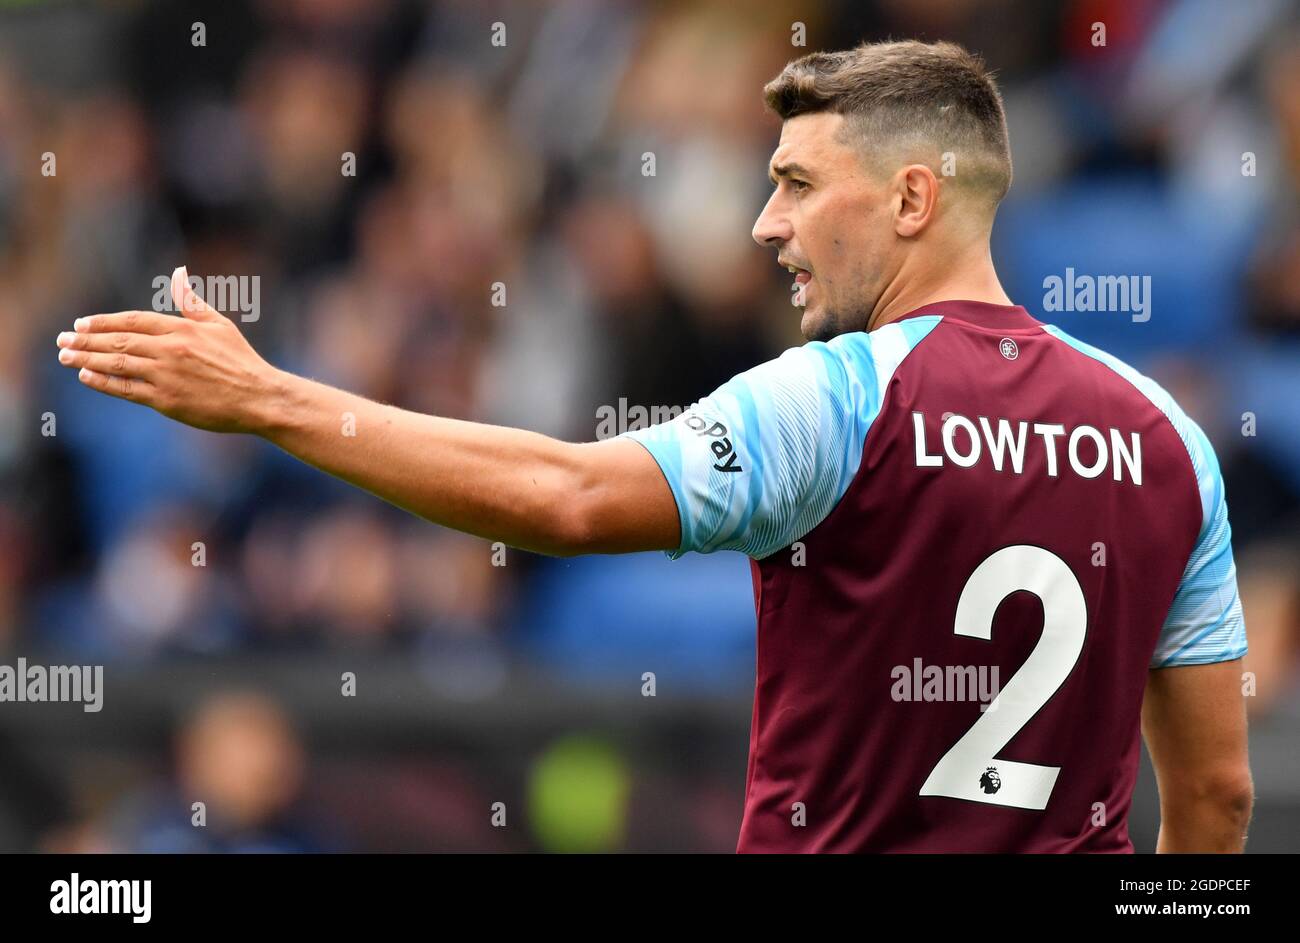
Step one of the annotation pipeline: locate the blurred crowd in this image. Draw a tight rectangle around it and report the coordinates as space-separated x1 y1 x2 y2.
0 0 1298 851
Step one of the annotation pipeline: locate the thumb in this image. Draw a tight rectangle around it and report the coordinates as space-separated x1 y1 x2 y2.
171 266 222 322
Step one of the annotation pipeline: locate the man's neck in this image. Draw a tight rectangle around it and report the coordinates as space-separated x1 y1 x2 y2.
868 246 1013 331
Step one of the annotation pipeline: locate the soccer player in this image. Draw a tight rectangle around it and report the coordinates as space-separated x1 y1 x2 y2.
55 40 1251 853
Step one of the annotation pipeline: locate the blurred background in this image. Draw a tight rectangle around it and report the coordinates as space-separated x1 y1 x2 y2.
0 0 1297 853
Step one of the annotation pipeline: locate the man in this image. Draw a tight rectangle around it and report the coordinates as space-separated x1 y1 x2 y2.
55 40 1251 853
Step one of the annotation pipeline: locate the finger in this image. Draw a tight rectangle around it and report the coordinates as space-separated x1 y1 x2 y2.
56 330 163 357
76 367 158 405
171 266 224 323
74 311 177 336
58 348 155 378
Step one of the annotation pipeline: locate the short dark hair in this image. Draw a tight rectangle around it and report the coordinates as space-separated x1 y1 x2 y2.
763 40 1012 204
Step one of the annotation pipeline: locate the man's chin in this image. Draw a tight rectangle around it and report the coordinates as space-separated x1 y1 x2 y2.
799 307 841 343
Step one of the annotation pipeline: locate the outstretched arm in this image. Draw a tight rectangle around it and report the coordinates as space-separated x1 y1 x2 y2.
55 268 681 557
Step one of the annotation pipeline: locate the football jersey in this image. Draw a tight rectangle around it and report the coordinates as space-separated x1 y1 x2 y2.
621 300 1246 853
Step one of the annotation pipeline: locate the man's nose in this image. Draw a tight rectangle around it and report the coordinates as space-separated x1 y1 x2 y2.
751 194 792 247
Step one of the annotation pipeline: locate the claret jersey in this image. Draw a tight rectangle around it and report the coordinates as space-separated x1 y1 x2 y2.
622 300 1246 853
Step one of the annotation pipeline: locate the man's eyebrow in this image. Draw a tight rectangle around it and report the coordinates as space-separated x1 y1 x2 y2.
768 161 812 184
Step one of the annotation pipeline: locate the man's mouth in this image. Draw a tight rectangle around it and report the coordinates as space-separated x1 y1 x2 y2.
780 260 812 285
781 260 813 309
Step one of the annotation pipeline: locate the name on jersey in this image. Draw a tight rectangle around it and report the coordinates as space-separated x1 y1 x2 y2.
912 411 1142 484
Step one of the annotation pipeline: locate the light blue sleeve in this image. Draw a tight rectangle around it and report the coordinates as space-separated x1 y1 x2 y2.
619 316 941 559
1042 325 1247 667
1148 420 1247 667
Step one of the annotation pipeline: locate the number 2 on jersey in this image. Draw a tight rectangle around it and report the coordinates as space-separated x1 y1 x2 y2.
919 545 1088 810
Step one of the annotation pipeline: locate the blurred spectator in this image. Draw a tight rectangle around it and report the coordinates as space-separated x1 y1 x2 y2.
109 691 330 853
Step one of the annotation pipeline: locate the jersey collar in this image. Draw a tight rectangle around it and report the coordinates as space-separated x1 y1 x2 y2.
886 300 1042 331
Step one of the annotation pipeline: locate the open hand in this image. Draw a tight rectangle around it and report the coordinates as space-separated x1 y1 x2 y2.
56 267 280 434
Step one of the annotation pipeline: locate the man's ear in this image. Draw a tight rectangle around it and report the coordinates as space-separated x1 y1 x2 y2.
894 164 939 238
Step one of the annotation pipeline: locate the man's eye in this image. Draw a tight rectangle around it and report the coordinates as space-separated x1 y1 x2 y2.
790 179 810 194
